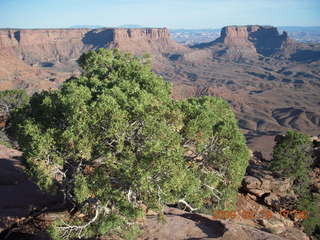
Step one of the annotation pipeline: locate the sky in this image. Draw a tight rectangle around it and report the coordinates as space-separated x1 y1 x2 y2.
1 0 319 29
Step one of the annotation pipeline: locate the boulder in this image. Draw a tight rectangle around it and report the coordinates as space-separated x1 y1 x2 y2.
242 176 267 197
242 174 292 200
259 219 286 234
264 194 280 208
242 155 295 210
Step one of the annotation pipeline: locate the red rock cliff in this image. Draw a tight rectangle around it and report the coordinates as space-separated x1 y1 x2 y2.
0 28 182 64
0 28 184 90
113 28 170 41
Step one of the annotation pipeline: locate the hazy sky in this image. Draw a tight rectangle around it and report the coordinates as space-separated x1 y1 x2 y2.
1 0 319 29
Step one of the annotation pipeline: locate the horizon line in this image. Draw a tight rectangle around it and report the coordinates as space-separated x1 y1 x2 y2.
0 25 320 31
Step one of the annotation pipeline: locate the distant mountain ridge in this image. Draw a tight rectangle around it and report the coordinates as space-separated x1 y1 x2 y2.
69 25 106 29
69 24 145 29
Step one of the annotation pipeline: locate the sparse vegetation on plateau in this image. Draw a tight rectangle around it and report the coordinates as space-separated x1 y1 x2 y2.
11 48 250 239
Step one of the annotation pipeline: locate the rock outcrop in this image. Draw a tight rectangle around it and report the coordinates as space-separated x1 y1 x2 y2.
240 137 320 240
110 28 185 54
242 152 300 211
139 207 308 240
0 142 310 239
242 158 296 210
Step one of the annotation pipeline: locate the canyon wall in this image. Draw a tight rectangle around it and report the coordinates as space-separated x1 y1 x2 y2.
0 28 184 90
0 28 181 65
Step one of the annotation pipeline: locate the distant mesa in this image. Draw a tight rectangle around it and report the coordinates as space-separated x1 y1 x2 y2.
192 25 296 59
219 25 291 55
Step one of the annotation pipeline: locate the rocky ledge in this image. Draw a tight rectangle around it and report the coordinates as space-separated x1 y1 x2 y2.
0 143 310 240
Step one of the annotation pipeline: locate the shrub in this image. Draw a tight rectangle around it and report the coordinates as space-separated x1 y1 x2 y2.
0 89 29 147
13 49 250 239
271 130 319 237
297 193 320 238
271 130 313 182
0 89 29 115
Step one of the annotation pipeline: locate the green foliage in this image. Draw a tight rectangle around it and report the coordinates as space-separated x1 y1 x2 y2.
271 130 319 237
0 130 12 148
297 194 320 238
179 97 249 209
0 89 29 147
12 49 249 239
0 89 29 114
271 130 313 181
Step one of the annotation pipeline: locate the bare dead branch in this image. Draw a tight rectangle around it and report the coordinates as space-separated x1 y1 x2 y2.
178 199 198 212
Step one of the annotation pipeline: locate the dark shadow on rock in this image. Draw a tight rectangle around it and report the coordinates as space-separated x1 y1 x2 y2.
253 151 264 161
82 29 114 49
0 155 61 235
190 40 216 49
290 50 320 63
0 156 58 209
0 231 51 240
167 212 227 239
1 232 35 240
250 28 287 57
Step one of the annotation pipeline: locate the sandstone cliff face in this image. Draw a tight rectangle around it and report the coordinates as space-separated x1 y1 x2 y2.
109 28 185 54
0 28 184 91
0 29 91 64
113 28 170 41
0 28 182 65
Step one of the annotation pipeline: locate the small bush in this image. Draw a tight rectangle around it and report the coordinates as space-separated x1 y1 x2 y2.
271 130 313 180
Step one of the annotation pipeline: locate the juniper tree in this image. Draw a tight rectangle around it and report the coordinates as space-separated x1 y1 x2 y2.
13 48 250 239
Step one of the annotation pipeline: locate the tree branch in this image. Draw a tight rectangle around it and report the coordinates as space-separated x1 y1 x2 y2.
178 199 198 212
